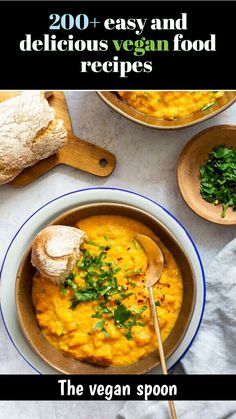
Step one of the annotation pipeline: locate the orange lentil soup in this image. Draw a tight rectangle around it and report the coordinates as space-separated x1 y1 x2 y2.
32 215 183 367
118 91 224 120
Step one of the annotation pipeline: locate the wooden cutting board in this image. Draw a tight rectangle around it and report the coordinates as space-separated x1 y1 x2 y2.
0 92 116 187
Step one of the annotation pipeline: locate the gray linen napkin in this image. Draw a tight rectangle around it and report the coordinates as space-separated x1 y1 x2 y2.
117 238 236 419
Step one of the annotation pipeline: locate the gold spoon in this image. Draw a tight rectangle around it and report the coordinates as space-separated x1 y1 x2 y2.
135 234 177 419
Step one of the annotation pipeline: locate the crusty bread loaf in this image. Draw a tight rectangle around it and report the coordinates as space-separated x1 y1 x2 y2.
31 225 86 285
0 91 67 185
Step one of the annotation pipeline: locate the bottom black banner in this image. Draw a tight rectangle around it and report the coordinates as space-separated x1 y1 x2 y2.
0 375 235 401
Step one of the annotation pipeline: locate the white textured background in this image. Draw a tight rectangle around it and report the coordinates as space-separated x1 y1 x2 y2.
0 92 236 417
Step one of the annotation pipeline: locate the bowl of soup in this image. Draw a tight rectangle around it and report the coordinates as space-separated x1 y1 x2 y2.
15 203 196 374
97 91 236 129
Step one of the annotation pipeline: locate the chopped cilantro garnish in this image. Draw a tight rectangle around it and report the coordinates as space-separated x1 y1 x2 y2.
127 279 136 287
86 240 99 246
67 251 121 310
124 329 133 340
200 144 236 217
201 102 214 112
137 321 146 327
60 286 67 296
92 320 105 332
126 269 142 276
120 292 134 301
135 305 147 317
102 328 110 338
70 289 98 309
131 239 140 249
114 304 132 324
64 248 149 340
99 245 107 251
99 305 112 314
91 312 103 319
92 321 110 339
66 272 75 282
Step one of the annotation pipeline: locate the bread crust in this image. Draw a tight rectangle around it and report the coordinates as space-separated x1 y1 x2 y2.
31 225 86 285
0 91 67 184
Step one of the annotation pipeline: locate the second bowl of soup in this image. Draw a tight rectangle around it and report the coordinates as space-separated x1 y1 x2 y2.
98 91 236 129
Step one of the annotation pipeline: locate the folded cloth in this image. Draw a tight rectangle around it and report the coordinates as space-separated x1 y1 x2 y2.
117 238 236 419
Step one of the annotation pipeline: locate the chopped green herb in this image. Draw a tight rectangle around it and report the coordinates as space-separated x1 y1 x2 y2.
200 144 236 217
131 239 141 249
120 292 134 301
92 320 110 339
132 305 147 319
100 285 113 296
96 251 107 263
70 289 98 308
137 304 147 314
64 247 149 341
68 280 78 290
91 304 112 318
124 329 133 340
69 300 80 310
74 290 98 301
102 328 110 338
65 272 75 282
155 300 161 307
99 245 108 251
91 312 103 319
137 321 146 327
114 304 132 324
123 319 137 328
67 250 121 312
201 102 214 112
126 269 143 276
86 240 99 246
92 320 105 332
127 279 136 287
99 305 112 314
60 286 67 296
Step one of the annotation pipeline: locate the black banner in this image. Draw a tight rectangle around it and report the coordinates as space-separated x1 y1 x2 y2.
0 1 236 89
0 375 235 401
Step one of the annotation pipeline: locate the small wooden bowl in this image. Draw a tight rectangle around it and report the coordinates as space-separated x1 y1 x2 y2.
97 91 236 129
16 203 196 374
177 125 236 224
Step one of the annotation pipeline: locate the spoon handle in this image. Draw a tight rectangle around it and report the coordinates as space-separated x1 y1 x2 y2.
149 287 178 419
168 401 178 419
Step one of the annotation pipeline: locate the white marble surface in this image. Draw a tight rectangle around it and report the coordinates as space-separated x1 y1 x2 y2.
0 92 236 417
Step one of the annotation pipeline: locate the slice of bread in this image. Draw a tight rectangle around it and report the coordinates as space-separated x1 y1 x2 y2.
31 225 86 285
0 91 67 185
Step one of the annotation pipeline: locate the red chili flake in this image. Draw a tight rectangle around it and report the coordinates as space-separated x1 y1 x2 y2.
138 299 144 303
117 257 123 261
127 247 131 251
167 284 170 288
161 295 165 302
105 246 110 251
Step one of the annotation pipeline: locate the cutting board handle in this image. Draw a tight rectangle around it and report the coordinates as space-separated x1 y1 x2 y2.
61 132 116 177
10 132 116 187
